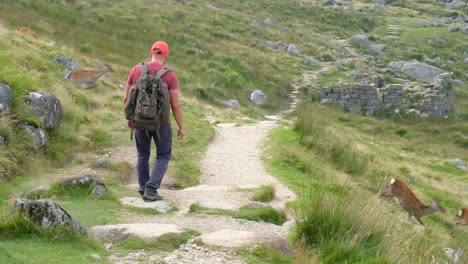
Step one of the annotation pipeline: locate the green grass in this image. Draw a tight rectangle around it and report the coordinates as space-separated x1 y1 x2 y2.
264 104 468 263
0 216 109 264
251 185 275 202
237 244 294 264
112 230 200 254
189 204 287 226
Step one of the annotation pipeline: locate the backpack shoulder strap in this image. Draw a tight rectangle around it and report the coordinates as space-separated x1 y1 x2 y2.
155 67 171 79
139 63 148 79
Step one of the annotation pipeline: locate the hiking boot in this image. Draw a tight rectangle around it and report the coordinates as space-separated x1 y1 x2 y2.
143 187 163 202
138 190 144 197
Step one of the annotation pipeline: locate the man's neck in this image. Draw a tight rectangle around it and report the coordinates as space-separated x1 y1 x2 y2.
151 57 165 65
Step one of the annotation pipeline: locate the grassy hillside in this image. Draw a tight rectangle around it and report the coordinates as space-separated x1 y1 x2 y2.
0 0 467 263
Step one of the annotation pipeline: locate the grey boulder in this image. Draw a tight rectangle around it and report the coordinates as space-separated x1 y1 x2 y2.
26 91 63 130
350 34 369 48
390 60 447 83
23 125 47 149
250 90 267 105
53 55 80 70
0 80 12 117
13 199 87 235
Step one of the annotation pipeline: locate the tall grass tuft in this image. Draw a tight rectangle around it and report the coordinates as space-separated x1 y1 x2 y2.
294 105 391 191
251 185 275 202
294 186 392 263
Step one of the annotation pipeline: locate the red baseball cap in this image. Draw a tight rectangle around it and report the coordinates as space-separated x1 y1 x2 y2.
150 41 170 56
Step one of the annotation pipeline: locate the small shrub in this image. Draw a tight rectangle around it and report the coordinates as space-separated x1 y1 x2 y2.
395 128 408 137
252 185 275 202
79 43 93 53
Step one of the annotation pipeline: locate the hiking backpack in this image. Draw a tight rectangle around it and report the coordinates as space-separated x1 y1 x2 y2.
124 63 171 138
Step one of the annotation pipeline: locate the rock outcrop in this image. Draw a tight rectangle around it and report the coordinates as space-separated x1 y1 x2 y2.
26 91 63 130
390 60 446 83
250 90 267 105
0 80 12 117
23 125 47 149
13 199 87 235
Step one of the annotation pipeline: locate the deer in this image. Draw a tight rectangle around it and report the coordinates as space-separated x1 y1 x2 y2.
65 64 114 89
17 27 39 38
455 208 468 226
379 178 446 225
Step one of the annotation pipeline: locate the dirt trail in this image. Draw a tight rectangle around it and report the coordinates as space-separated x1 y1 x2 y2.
105 119 297 264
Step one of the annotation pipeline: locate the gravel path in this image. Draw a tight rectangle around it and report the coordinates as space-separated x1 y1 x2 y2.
106 119 297 263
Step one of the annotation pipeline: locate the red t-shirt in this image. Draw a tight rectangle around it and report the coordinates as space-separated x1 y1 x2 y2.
125 62 178 102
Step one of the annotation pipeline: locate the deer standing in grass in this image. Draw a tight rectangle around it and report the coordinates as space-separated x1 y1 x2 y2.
379 178 446 225
66 64 113 89
455 208 468 226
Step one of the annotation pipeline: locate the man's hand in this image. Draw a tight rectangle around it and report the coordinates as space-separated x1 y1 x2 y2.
177 128 185 140
127 120 132 128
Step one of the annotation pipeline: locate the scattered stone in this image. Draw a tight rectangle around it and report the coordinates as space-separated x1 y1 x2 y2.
432 36 447 43
432 19 445 27
13 199 87 235
60 172 104 188
90 59 105 69
221 99 240 109
287 44 300 56
268 237 293 255
423 55 441 63
0 80 12 117
407 178 418 184
207 4 219 10
264 18 275 25
416 37 425 43
451 79 464 86
91 254 102 261
416 21 428 27
22 184 51 199
118 84 126 91
91 185 109 196
304 56 320 66
350 34 369 48
323 0 336 6
390 60 446 83
26 91 63 130
449 25 461 32
120 197 174 212
23 125 47 149
250 90 267 105
94 157 110 169
262 40 289 52
0 135 5 145
89 223 187 242
463 26 468 34
405 109 421 116
449 158 466 171
250 19 263 27
53 55 80 70
368 44 386 56
200 229 259 247
445 0 466 10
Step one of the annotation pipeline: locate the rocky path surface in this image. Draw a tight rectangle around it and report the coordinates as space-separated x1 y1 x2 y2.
93 118 298 263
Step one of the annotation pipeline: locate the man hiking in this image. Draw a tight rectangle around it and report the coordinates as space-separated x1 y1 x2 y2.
124 40 185 201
